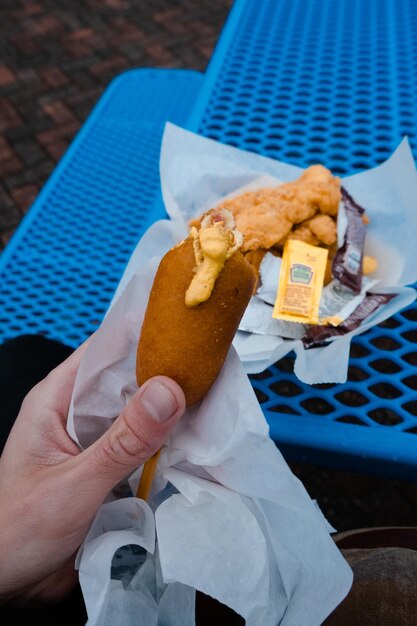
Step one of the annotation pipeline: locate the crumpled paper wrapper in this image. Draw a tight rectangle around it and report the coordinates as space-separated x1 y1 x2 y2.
69 218 352 623
159 124 417 384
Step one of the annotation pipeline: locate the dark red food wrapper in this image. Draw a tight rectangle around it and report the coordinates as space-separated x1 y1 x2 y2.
332 188 366 294
303 293 396 349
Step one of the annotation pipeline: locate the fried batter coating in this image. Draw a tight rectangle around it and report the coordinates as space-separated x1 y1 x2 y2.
287 223 320 246
308 214 337 246
244 248 268 291
234 207 293 251
137 239 256 406
213 165 340 251
363 255 378 274
295 165 341 216
216 191 291 251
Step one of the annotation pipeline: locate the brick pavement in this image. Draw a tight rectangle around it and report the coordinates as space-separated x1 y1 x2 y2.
1 0 417 532
0 0 232 247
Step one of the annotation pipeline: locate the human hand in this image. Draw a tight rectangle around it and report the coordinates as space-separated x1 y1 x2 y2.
0 339 186 605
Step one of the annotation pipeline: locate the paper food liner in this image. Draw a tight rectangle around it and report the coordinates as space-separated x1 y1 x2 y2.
70 223 352 625
159 124 417 384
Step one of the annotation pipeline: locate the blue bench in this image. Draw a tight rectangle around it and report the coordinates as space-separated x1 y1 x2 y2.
0 69 202 345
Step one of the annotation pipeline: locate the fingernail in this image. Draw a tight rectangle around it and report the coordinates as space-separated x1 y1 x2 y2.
140 380 178 422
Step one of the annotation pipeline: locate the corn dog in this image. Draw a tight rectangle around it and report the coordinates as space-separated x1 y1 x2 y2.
137 209 256 406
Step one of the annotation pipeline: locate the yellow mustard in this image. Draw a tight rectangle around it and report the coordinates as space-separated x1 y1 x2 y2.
185 223 231 307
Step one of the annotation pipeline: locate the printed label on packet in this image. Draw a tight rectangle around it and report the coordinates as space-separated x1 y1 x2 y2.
273 240 328 324
319 277 379 326
344 244 362 275
332 188 366 293
303 293 396 348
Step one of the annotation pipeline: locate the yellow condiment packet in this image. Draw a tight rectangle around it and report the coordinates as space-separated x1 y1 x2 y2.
273 240 328 324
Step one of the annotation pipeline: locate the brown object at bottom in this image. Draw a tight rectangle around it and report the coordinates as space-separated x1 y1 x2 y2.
137 238 256 406
195 592 244 626
324 527 417 626
197 527 417 625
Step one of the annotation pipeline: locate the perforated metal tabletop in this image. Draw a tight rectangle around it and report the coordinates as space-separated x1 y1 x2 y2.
186 0 417 479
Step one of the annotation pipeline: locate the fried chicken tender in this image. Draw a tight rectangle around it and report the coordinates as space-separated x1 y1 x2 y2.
294 165 341 217
308 214 337 246
363 255 378 274
244 248 267 274
233 207 293 251
212 165 340 251
287 223 320 246
189 204 289 249
243 249 268 291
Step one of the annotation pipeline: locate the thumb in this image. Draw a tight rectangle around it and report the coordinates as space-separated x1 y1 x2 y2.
78 376 186 494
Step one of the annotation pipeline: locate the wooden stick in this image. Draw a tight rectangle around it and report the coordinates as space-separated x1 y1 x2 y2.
136 448 161 500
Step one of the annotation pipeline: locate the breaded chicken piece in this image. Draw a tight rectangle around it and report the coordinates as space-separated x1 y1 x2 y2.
244 248 268 273
295 165 341 216
218 191 293 250
308 214 337 246
221 166 340 251
363 255 378 274
233 206 293 251
287 223 320 246
269 185 318 224
244 248 268 291
192 165 340 252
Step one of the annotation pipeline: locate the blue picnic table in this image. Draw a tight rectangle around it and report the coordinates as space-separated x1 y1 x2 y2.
1 0 417 480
